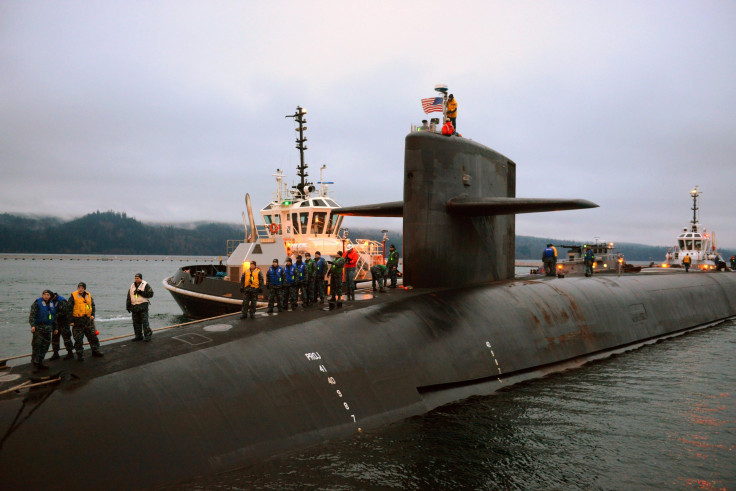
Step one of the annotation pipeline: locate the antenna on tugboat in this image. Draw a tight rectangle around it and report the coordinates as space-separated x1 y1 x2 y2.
285 106 315 199
690 186 700 231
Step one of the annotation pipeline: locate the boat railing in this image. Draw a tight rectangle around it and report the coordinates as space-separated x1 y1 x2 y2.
353 240 385 280
226 240 243 257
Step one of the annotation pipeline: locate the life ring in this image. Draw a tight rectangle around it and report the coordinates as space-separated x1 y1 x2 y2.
269 223 279 234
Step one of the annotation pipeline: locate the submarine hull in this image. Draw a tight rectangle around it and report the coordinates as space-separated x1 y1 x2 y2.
1 272 735 489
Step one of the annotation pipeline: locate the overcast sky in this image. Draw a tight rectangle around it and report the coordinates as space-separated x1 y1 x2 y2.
1 1 735 248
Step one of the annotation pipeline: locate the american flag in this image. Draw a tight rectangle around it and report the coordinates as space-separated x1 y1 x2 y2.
421 96 443 114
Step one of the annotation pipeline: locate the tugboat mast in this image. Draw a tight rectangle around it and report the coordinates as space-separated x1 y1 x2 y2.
285 106 314 199
690 186 700 232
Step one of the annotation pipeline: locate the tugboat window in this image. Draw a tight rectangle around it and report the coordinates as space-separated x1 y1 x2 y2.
694 240 702 250
685 240 693 250
326 214 340 235
299 213 309 234
325 199 339 207
264 215 272 225
312 212 326 234
678 240 685 249
314 199 327 207
291 213 300 234
300 201 310 207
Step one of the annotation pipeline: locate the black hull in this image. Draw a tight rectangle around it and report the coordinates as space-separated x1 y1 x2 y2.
166 284 242 318
165 264 244 318
1 273 735 490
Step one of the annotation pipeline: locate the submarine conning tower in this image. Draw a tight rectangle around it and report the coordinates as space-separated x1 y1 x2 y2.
337 132 598 288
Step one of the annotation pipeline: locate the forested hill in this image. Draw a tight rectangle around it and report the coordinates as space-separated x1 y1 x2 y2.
1 212 732 260
0 212 403 256
0 211 243 255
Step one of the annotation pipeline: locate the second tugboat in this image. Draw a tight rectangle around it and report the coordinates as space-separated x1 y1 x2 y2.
662 186 726 271
164 106 390 318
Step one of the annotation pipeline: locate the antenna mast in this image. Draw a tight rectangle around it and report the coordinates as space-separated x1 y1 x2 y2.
690 186 700 231
285 106 314 199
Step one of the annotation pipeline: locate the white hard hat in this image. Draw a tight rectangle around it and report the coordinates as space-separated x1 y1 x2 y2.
347 244 353 250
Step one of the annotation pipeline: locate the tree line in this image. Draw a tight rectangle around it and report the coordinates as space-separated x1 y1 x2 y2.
2 212 731 260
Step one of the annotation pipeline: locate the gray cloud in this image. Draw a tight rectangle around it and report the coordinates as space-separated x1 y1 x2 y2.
1 1 734 248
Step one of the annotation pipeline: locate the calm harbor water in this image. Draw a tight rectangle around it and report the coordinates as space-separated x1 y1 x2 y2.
1 257 734 489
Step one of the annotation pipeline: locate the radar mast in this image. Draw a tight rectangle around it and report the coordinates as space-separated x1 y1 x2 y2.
285 106 315 199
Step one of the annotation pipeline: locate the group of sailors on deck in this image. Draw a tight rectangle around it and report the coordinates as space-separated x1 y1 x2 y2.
27 274 153 372
239 245 400 319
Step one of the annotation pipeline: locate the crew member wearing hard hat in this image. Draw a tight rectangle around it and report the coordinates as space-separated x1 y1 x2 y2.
126 273 154 341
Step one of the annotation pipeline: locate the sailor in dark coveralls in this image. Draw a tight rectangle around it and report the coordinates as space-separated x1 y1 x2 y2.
28 289 59 372
386 244 400 288
266 259 285 313
313 251 328 304
240 261 263 319
50 292 74 360
283 258 297 310
69 282 103 360
126 273 154 341
328 251 345 302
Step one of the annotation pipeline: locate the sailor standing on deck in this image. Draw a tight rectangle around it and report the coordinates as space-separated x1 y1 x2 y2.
682 254 692 272
584 248 595 277
446 94 458 130
327 251 345 303
69 282 103 360
344 244 359 301
542 244 557 277
304 252 315 306
313 251 327 304
240 261 263 319
126 273 154 341
386 244 400 288
283 258 297 311
28 289 59 372
266 259 285 314
295 255 308 308
50 292 74 360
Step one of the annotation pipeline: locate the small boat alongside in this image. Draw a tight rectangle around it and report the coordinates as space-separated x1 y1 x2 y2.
531 241 640 276
164 106 392 318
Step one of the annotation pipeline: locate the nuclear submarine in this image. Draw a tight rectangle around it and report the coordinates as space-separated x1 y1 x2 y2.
1 132 734 490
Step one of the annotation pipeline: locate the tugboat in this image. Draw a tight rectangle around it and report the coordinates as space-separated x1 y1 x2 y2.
163 106 389 318
533 240 641 276
662 186 723 270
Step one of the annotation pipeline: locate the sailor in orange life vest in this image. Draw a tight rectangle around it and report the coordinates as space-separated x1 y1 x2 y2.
240 261 264 319
442 118 455 136
126 273 154 341
446 93 457 130
68 282 104 360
